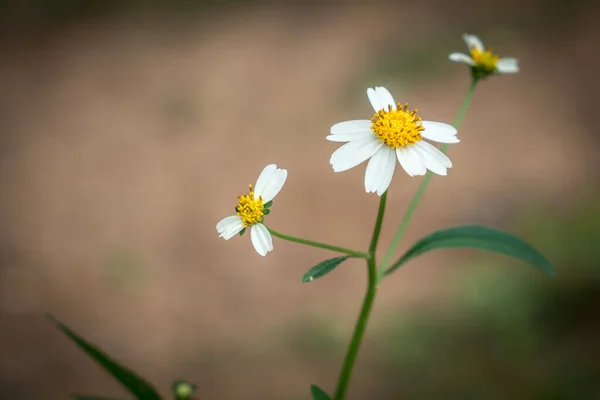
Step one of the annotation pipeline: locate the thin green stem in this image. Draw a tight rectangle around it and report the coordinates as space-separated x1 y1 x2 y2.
267 228 369 259
452 78 480 130
333 192 387 400
369 191 388 254
377 78 479 280
333 258 377 400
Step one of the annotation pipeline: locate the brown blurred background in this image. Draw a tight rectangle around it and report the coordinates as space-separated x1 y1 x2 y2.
1 0 599 399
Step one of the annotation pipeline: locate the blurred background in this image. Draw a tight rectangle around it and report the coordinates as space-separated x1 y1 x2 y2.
1 0 599 399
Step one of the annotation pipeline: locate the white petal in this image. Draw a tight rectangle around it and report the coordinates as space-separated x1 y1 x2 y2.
496 57 519 74
330 136 383 172
415 141 452 168
375 87 396 111
422 121 458 136
396 146 427 177
216 215 244 240
250 223 273 256
364 146 396 196
254 164 276 192
421 121 460 144
463 34 484 52
448 52 475 66
330 120 372 134
326 130 372 143
254 164 287 203
413 143 448 175
367 87 384 112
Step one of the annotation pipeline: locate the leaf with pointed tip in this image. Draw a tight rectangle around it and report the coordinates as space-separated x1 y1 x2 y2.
310 384 332 400
48 315 163 400
302 256 350 282
385 225 555 277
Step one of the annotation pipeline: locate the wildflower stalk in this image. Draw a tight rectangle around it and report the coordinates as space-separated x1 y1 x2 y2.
377 78 480 280
333 191 387 400
268 228 369 259
333 78 478 400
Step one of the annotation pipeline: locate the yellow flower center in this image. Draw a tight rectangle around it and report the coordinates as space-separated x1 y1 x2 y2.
370 103 424 149
235 184 264 227
470 47 499 72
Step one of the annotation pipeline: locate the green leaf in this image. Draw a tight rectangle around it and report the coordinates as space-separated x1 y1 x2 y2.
302 256 350 282
264 200 273 208
310 384 332 400
385 225 555 277
263 208 271 215
48 315 163 400
239 227 246 236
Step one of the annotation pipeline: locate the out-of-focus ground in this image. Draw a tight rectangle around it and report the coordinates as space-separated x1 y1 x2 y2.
1 0 599 399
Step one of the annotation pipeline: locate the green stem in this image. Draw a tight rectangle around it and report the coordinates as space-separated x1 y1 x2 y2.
333 192 387 400
267 228 369 259
368 191 388 254
333 259 377 400
377 78 479 280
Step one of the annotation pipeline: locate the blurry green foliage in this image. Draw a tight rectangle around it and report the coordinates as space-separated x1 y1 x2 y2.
284 316 343 360
373 197 600 398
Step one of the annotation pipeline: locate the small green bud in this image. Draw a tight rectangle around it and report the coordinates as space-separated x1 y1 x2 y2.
172 381 196 400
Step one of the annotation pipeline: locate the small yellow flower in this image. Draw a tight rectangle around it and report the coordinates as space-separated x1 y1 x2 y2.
449 34 519 77
216 164 287 256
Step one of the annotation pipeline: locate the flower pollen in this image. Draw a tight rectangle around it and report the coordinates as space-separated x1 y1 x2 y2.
235 184 264 227
470 47 499 72
370 103 424 149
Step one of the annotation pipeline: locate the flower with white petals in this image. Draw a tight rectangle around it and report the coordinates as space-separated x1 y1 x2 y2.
449 33 519 77
216 164 287 256
327 86 458 196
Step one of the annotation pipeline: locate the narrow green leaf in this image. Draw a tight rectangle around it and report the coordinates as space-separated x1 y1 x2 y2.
263 208 271 215
264 200 273 208
385 225 555 277
48 315 163 400
239 228 246 236
310 384 332 400
302 256 350 282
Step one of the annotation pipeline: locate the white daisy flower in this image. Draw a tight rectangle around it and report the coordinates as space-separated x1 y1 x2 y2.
449 33 519 76
327 86 458 196
216 164 287 256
